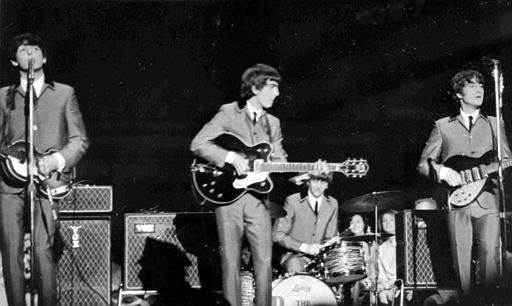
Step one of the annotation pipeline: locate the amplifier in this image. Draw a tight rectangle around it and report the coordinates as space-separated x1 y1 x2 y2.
124 212 220 291
60 185 113 213
57 216 111 305
396 210 456 289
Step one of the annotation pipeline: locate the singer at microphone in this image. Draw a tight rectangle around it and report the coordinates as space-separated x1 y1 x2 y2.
417 68 512 301
0 32 89 306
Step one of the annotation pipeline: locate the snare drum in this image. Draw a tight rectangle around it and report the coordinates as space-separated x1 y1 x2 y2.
320 241 366 284
272 274 337 306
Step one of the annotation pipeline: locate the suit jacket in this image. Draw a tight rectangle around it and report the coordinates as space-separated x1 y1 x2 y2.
417 114 511 209
190 101 287 167
272 191 339 263
0 81 89 194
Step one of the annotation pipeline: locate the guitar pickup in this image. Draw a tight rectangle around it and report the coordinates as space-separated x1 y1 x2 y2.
471 167 482 181
479 165 488 178
464 169 473 183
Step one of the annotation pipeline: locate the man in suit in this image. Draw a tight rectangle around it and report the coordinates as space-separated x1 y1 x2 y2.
190 63 287 306
272 170 338 274
417 69 511 303
0 33 88 306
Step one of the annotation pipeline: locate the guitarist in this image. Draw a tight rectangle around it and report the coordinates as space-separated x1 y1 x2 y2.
0 33 88 306
417 69 511 304
190 63 287 306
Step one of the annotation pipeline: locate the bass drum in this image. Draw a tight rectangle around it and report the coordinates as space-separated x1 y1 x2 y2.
271 274 337 306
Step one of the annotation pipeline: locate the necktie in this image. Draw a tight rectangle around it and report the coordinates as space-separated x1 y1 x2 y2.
314 201 319 217
468 116 473 131
252 112 257 125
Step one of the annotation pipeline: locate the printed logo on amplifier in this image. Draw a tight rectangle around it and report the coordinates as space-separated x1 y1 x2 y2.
134 223 156 234
69 225 83 248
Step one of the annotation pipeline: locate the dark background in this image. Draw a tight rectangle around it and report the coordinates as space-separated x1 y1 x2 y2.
2 0 512 262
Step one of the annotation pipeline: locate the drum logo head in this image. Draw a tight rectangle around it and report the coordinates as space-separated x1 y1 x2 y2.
291 284 312 293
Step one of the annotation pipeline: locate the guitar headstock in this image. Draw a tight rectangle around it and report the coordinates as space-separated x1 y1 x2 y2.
338 158 369 178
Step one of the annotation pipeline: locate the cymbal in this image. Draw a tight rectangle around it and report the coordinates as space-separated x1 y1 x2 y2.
343 232 393 242
268 201 286 219
343 190 406 213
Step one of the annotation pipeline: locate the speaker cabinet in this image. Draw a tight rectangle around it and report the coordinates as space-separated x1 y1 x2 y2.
57 216 111 305
123 212 220 291
396 210 456 289
59 185 113 213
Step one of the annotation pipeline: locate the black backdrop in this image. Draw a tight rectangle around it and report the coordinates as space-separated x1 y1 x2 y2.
2 0 512 261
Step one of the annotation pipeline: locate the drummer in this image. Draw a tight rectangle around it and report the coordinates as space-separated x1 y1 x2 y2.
272 168 339 274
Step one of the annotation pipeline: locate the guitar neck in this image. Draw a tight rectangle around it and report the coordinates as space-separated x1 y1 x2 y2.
259 162 342 173
485 159 512 175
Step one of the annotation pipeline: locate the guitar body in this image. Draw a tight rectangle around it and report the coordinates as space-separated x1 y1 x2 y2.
444 150 496 207
0 141 75 200
191 133 274 205
443 150 496 173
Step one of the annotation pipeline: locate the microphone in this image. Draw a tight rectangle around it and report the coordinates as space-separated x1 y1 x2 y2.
481 56 500 64
28 58 35 82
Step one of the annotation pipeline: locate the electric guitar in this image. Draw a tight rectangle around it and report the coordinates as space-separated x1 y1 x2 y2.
191 133 369 205
444 150 512 207
0 141 75 200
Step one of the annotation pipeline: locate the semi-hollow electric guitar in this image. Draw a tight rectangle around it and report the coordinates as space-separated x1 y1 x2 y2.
191 133 369 205
444 150 512 207
0 141 75 200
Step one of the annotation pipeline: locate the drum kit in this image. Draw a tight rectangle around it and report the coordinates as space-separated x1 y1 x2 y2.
270 190 407 306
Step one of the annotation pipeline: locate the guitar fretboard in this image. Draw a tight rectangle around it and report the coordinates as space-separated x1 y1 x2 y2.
259 162 342 173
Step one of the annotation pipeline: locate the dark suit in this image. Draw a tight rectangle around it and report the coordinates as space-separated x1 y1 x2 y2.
0 81 88 306
417 114 511 295
272 191 338 273
190 101 287 306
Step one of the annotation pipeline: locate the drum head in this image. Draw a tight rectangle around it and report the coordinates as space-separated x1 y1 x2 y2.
271 274 337 306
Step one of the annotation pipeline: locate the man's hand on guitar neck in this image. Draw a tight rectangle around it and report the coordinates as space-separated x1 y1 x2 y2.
440 166 463 187
225 151 249 175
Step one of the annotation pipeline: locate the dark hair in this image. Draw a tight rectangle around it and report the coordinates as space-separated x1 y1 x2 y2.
451 69 484 104
8 33 47 62
240 63 281 99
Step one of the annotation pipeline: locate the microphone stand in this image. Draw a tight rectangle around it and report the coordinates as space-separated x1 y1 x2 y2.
490 59 508 289
25 58 37 306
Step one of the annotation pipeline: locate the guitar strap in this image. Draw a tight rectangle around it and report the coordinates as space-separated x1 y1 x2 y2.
1 85 16 150
487 117 497 156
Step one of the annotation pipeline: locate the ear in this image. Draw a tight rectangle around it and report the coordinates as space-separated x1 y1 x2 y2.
251 85 260 95
10 60 18 67
455 92 462 100
42 57 47 65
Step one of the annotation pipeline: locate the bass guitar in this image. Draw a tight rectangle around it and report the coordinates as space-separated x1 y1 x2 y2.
445 150 512 207
0 141 75 200
191 133 369 205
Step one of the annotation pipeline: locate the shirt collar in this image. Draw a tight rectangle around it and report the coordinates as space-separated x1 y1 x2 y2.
20 74 45 97
460 108 480 122
308 191 323 207
246 102 264 120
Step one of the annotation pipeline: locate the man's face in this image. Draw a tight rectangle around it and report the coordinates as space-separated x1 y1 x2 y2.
252 79 280 109
307 178 328 198
456 77 484 109
11 44 46 71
